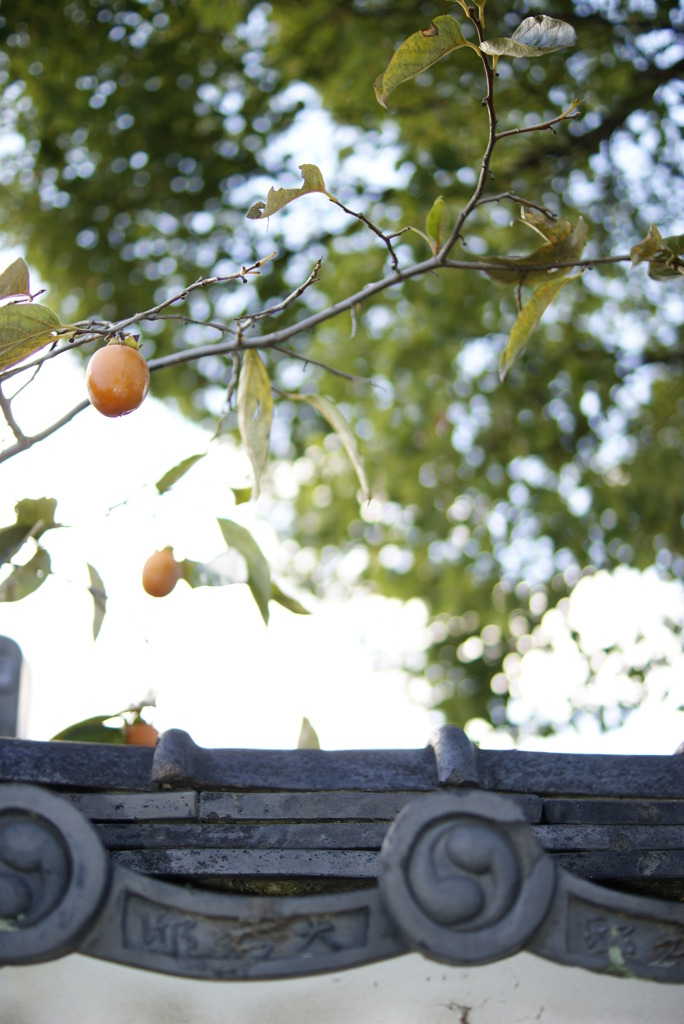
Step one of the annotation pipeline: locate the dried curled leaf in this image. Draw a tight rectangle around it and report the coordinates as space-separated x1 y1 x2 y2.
481 15 576 58
480 214 587 287
246 164 327 220
630 224 663 266
647 232 684 282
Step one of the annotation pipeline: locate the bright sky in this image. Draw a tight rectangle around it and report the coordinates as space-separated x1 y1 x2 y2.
0 347 444 750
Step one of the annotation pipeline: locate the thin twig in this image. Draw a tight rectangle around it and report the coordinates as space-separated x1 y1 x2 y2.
0 383 26 442
437 14 498 261
236 257 323 326
0 399 89 464
113 252 278 334
326 196 403 271
270 344 375 385
495 103 581 141
146 314 236 335
475 192 557 219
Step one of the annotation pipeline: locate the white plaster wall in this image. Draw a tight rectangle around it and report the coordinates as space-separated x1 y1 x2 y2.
1 951 683 1024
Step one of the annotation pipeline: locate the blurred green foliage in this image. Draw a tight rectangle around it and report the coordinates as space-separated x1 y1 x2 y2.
0 0 682 735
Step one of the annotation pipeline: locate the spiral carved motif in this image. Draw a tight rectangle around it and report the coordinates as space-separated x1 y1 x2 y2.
407 819 520 931
379 792 556 966
0 815 70 927
0 784 110 965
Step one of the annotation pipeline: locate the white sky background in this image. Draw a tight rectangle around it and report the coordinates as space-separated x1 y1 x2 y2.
0 348 443 750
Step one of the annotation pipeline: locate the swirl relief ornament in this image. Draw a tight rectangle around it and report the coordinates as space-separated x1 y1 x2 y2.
0 815 70 927
0 784 110 965
379 791 556 966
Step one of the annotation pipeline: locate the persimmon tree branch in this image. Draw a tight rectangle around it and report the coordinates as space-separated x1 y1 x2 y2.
0 242 635 465
0 6 646 467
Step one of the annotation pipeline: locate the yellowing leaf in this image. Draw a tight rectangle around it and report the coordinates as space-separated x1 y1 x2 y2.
481 216 587 286
520 208 573 245
374 15 474 108
246 164 327 220
87 563 107 641
297 717 320 750
0 258 30 300
481 15 576 58
237 349 273 499
499 272 583 381
285 392 371 501
217 517 271 624
0 302 62 371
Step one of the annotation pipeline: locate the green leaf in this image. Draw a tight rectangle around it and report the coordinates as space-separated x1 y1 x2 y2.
297 716 320 750
217 518 271 624
0 498 60 566
425 196 449 253
237 349 273 499
51 713 125 743
374 15 474 108
0 547 51 602
87 563 107 641
246 164 327 220
271 581 311 615
156 453 207 494
284 392 371 501
480 216 588 287
231 486 252 505
0 302 62 371
0 258 30 300
481 15 576 59
499 272 583 381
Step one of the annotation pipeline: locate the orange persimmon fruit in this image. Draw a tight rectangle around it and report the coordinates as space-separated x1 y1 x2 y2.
124 720 159 746
86 337 150 417
142 547 182 597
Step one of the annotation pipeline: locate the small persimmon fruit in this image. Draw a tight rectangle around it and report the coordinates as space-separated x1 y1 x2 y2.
125 720 159 746
86 337 150 417
142 547 182 597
